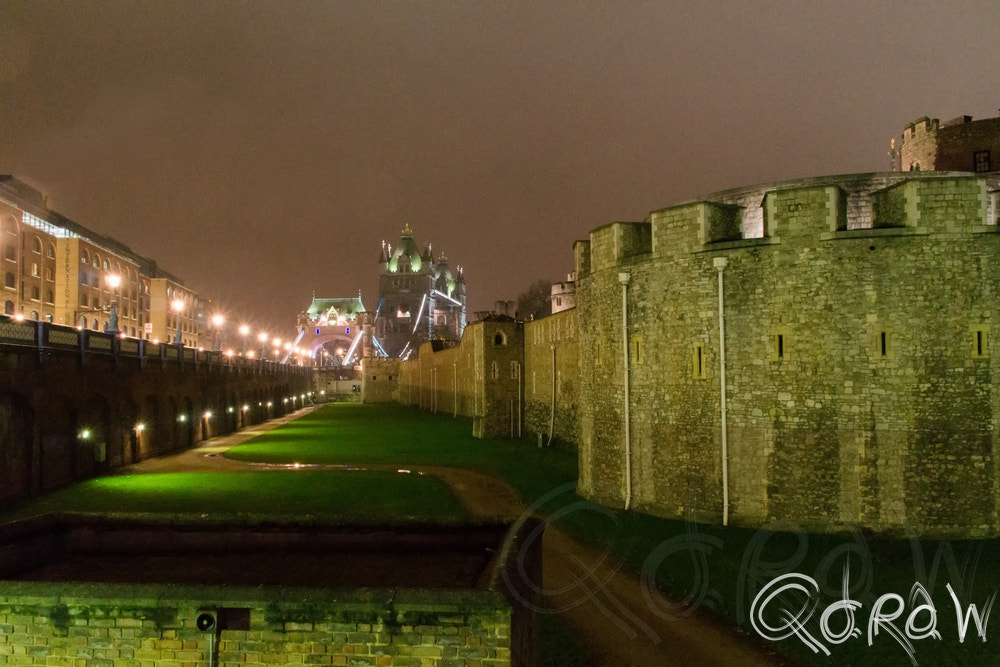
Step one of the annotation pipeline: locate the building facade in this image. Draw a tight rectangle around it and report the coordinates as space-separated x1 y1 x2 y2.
0 175 205 345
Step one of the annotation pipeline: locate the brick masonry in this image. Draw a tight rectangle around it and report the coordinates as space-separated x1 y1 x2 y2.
0 584 513 666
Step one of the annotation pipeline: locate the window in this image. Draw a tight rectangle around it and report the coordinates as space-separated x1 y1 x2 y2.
80 294 89 306
4 300 13 315
692 343 707 379
46 244 55 259
30 286 39 300
510 361 520 380
45 290 53 304
31 262 39 277
630 336 643 365
974 151 992 173
771 327 789 361
4 272 14 288
44 267 53 281
92 254 99 267
878 330 893 358
971 325 990 358
31 237 41 253
81 250 89 264
29 310 38 320
493 331 506 346
4 245 14 260
490 362 499 380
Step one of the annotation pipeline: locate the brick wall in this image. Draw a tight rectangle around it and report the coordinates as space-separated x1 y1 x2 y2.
0 584 514 666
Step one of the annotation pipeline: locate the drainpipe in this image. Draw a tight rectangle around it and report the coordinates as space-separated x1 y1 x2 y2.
546 345 556 447
619 272 632 511
453 363 458 417
713 257 730 526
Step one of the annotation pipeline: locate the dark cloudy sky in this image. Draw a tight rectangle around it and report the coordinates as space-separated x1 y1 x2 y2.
1 1 998 335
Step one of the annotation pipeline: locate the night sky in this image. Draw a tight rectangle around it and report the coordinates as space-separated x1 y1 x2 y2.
1 1 998 337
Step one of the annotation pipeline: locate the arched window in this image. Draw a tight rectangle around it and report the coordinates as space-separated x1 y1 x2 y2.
45 313 52 322
30 310 38 320
80 316 87 328
46 243 55 259
92 254 100 268
32 237 41 253
81 249 90 264
3 300 13 315
493 331 506 346
103 259 109 270
2 217 17 234
4 272 14 288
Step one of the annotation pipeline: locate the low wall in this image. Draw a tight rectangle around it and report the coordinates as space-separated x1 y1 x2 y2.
0 514 543 666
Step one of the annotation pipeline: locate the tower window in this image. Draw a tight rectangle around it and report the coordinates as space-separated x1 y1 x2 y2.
971 325 990 358
974 151 992 173
692 343 707 379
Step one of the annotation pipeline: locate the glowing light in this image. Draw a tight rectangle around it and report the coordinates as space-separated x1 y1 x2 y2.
239 325 250 336
152 338 160 344
258 332 268 343
178 414 187 422
13 313 24 322
273 337 282 347
242 404 249 411
225 349 235 358
203 411 212 419
135 423 145 433
212 314 224 328
106 274 121 289
78 429 91 440
227 407 235 413
171 299 184 313
246 350 255 358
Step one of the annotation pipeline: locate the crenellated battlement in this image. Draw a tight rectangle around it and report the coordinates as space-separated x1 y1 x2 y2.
577 172 998 277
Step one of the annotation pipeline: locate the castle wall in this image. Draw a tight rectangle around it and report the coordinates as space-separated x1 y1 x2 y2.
901 115 1000 172
524 309 579 447
577 172 1000 537
360 357 400 403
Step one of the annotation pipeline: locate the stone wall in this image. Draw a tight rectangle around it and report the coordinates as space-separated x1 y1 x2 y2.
360 357 401 403
901 114 1000 172
524 309 579 447
395 320 525 439
0 584 515 666
576 172 1000 538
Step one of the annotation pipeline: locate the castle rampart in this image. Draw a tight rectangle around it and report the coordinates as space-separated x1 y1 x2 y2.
576 171 1000 537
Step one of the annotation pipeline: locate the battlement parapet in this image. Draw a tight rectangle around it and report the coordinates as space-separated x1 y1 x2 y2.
579 172 996 276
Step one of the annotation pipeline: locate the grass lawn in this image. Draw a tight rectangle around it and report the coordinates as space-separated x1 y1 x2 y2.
0 469 467 522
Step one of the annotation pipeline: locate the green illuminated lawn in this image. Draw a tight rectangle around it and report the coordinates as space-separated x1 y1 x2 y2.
225 403 579 501
0 470 466 522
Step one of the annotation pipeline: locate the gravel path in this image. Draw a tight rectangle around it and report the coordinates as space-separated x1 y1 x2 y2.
119 408 792 666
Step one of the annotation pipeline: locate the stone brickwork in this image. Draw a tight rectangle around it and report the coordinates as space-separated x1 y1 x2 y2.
900 114 1000 173
524 309 579 447
395 320 524 439
576 171 1000 538
0 584 513 666
361 357 401 403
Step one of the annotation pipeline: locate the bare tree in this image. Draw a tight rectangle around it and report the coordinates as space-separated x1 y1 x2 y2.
517 279 552 321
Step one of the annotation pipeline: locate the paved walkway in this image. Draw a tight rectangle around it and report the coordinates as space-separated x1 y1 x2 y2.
119 408 793 666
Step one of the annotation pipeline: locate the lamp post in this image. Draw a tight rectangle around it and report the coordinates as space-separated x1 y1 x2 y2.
211 314 224 352
105 274 121 334
239 325 249 356
258 332 268 358
172 299 185 345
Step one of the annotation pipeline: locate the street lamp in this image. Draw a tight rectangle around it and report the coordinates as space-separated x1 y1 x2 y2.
239 325 249 356
172 298 184 345
211 314 224 352
258 332 268 358
105 274 121 334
